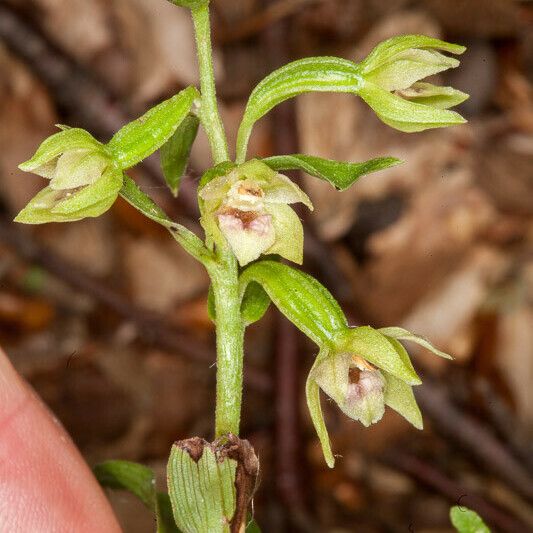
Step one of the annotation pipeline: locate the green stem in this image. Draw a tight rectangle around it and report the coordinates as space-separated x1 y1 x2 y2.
208 250 245 437
191 5 229 165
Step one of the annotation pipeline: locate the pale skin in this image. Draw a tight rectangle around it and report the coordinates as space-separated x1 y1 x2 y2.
0 348 120 532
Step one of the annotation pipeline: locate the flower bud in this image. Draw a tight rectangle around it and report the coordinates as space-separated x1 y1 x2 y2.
357 35 468 132
16 128 121 224
199 159 313 266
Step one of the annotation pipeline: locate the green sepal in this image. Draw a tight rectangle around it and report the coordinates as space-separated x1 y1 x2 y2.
383 371 423 429
239 260 347 345
379 326 453 359
398 82 469 109
120 174 214 265
236 57 362 162
108 86 198 170
358 81 466 132
450 506 490 533
19 128 103 173
263 154 402 191
334 326 421 385
94 460 181 533
15 167 122 224
160 114 199 197
306 349 335 468
265 203 304 264
209 281 271 326
167 442 237 533
359 35 466 77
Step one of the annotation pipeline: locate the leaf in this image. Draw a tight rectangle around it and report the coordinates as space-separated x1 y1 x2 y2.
167 442 237 533
379 326 453 359
335 326 421 385
208 281 271 326
94 460 181 533
108 86 198 169
160 114 199 196
241 281 271 326
236 57 362 162
120 175 214 265
263 154 402 191
450 506 490 533
240 260 347 345
245 517 262 532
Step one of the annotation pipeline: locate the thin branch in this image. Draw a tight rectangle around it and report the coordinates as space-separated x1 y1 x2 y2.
0 219 272 393
385 452 528 533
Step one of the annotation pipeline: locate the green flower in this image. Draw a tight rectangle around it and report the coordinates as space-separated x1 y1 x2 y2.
307 325 452 467
357 35 469 132
199 159 313 266
16 128 121 224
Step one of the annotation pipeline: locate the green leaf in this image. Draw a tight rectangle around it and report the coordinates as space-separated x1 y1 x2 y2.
263 154 402 191
450 506 490 533
167 441 237 533
245 517 262 532
160 114 199 196
108 86 198 169
358 81 466 132
19 128 103 173
94 460 181 533
240 260 347 345
236 57 362 162
379 326 453 359
241 281 271 326
334 326 421 385
209 281 270 326
120 175 214 265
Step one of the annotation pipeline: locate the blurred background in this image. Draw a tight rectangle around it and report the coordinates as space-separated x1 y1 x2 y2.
0 0 532 531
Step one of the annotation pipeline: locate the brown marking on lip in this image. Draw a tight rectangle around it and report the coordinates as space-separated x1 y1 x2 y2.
219 207 259 228
237 183 263 197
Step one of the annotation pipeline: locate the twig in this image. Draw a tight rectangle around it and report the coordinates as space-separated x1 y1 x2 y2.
0 4 199 216
415 381 533 502
216 0 324 44
385 452 528 532
0 219 272 393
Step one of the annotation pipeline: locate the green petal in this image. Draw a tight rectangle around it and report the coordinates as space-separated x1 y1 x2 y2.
379 326 453 359
359 81 466 132
19 128 102 173
334 326 421 385
383 372 423 429
51 166 122 215
306 353 335 468
49 149 110 190
265 204 304 264
397 82 469 109
450 506 490 533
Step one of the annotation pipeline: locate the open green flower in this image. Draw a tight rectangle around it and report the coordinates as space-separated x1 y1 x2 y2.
357 35 469 132
199 159 313 266
16 127 121 224
307 325 452 467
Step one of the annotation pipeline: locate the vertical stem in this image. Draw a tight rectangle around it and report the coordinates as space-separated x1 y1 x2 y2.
191 5 229 165
209 251 245 437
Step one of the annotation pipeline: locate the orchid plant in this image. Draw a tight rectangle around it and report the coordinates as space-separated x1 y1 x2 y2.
15 0 468 530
